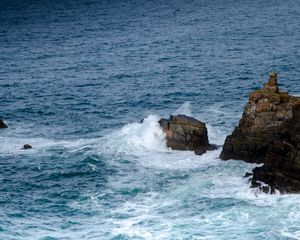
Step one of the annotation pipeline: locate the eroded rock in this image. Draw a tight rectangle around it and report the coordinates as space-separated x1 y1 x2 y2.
251 103 300 193
220 72 300 193
220 72 298 163
159 115 217 155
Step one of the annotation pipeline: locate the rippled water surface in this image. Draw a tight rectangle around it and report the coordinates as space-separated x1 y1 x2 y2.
1 0 300 239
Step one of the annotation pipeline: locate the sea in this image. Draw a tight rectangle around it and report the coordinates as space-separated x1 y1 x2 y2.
1 0 300 239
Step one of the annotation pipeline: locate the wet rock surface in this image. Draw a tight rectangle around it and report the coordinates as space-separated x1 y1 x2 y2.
159 115 217 155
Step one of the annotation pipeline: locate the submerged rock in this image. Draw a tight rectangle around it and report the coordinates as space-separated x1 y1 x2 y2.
159 115 217 155
220 72 300 193
0 119 8 128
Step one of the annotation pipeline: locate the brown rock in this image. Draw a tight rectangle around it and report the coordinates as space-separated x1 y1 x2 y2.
220 72 300 193
263 71 279 93
220 72 299 163
159 115 217 155
252 103 300 193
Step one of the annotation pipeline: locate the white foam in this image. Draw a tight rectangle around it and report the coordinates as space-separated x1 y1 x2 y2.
111 193 173 240
0 135 99 156
5 111 300 239
96 115 168 157
105 154 300 239
89 113 225 171
138 148 221 170
280 229 300 239
206 124 226 146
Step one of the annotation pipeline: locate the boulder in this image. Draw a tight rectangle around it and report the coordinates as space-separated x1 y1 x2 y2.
159 115 217 155
0 119 7 128
220 72 298 163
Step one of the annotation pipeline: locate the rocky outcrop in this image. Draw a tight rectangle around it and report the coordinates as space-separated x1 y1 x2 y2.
0 119 7 128
220 72 298 163
220 72 300 193
159 115 216 155
251 102 300 193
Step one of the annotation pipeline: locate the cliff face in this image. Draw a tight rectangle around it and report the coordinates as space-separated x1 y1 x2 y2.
220 73 299 163
220 72 300 193
159 115 215 155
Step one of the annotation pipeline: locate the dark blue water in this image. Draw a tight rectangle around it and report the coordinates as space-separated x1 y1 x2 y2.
1 0 300 239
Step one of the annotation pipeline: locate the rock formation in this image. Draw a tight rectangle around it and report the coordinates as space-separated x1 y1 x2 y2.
220 72 298 163
159 115 216 155
251 101 300 193
220 72 300 193
0 119 7 128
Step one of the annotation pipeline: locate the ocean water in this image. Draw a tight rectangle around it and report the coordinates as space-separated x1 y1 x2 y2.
1 0 300 239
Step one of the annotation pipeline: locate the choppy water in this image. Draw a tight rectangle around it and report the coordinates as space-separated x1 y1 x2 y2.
1 0 300 239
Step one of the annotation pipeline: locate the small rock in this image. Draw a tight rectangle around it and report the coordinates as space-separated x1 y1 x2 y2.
250 180 261 188
208 144 219 151
22 144 32 150
261 186 270 194
0 119 8 128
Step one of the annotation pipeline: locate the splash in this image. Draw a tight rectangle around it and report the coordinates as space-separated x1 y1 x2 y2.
98 115 168 156
174 102 192 116
206 124 226 146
